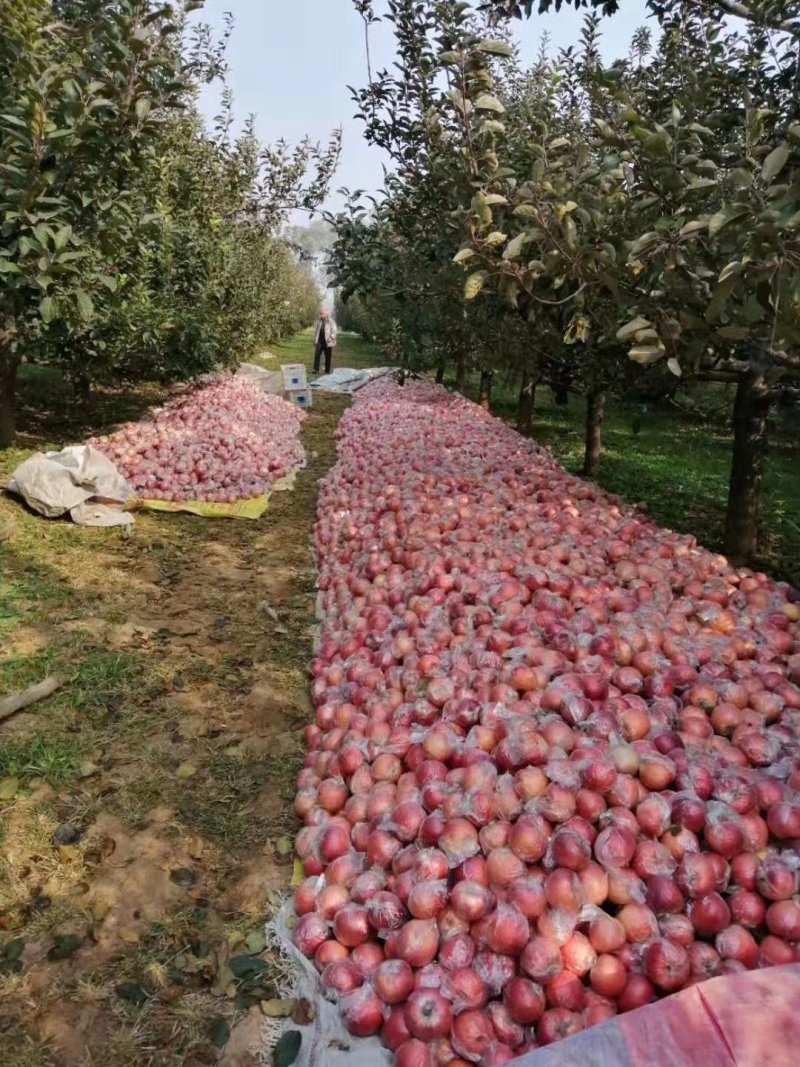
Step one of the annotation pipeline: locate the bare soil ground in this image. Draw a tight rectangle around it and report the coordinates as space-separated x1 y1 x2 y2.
0 365 354 1066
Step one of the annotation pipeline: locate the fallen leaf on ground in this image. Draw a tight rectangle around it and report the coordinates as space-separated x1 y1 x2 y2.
0 777 19 800
291 998 315 1025
260 998 296 1018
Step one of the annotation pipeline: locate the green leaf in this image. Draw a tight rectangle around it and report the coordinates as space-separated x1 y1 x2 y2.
75 290 94 321
708 204 749 237
439 50 462 64
761 142 789 182
548 136 569 150
273 1030 302 1067
0 260 21 274
629 232 659 255
228 955 268 979
483 193 508 206
39 296 58 323
48 934 83 960
98 274 118 292
476 40 514 57
464 271 487 300
687 178 717 193
678 220 707 237
135 97 151 121
718 261 742 282
475 94 505 114
115 983 149 1007
210 1018 230 1049
53 225 72 252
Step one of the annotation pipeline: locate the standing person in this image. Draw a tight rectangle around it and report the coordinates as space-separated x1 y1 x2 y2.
313 308 337 375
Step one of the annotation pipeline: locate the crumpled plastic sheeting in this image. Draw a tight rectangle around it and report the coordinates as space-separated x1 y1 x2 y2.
69 501 134 527
235 362 285 396
267 898 392 1067
510 964 800 1067
310 367 393 394
7 445 134 525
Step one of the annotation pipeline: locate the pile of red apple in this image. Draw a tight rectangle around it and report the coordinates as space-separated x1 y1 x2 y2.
91 376 306 504
292 379 800 1066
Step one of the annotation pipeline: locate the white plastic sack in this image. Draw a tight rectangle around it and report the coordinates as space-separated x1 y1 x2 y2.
310 368 393 394
267 898 392 1067
7 445 133 524
236 362 285 396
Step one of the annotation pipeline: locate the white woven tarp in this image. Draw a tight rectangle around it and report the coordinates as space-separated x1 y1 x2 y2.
268 898 392 1067
310 368 393 394
7 445 134 526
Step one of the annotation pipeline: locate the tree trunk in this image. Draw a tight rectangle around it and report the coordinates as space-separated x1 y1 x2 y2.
724 367 771 560
517 372 537 435
0 335 19 448
455 353 467 394
74 371 91 405
583 390 605 477
477 369 494 411
552 364 572 406
435 356 446 384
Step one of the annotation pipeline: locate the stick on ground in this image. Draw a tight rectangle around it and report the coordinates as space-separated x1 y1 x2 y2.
0 675 66 723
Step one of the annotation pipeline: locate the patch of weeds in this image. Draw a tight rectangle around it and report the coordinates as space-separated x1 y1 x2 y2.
176 753 273 848
0 736 83 785
0 647 64 694
71 649 144 712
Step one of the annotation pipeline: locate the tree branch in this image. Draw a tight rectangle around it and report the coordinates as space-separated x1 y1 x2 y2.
771 348 800 372
696 0 799 34
695 369 741 382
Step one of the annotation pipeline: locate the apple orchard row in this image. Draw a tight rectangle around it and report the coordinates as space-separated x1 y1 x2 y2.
291 379 800 1067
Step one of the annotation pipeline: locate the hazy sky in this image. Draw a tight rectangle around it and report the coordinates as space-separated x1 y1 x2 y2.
195 0 652 216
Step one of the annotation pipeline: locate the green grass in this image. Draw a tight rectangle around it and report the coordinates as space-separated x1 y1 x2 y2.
267 327 386 375
0 736 84 785
480 373 800 583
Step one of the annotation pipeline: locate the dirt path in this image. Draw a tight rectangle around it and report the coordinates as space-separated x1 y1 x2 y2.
0 394 349 1067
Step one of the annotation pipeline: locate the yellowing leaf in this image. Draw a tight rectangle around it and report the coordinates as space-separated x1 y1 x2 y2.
475 93 505 114
616 316 651 342
290 857 305 888
464 271 487 300
0 777 19 800
261 998 296 1018
476 39 514 57
176 762 197 780
453 247 475 264
667 358 682 376
503 232 531 260
628 342 666 364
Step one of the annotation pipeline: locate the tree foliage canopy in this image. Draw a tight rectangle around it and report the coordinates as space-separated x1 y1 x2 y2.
331 0 800 561
0 0 338 443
